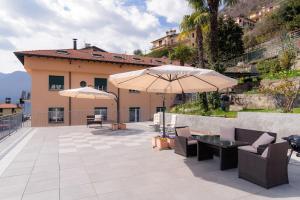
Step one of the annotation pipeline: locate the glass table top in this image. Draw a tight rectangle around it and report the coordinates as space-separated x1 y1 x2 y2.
192 135 249 148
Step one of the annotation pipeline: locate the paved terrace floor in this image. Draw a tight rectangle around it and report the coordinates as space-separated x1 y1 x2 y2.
0 122 299 200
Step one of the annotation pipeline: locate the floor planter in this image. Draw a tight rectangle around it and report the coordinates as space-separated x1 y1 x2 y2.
156 137 169 150
111 123 119 130
167 138 175 149
118 123 126 130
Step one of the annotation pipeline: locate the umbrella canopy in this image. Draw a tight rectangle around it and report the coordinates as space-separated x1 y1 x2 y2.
59 87 115 100
109 64 238 137
109 65 237 93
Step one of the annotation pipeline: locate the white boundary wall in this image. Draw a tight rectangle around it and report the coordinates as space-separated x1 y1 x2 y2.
162 112 300 138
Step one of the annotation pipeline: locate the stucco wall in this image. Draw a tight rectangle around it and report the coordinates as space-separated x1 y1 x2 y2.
25 56 175 127
163 112 300 138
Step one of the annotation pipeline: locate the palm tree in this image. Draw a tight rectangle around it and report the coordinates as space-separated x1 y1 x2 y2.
207 0 237 68
180 9 209 68
169 44 194 66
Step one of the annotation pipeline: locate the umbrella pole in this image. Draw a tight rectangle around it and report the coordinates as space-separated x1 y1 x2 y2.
117 88 120 124
162 95 166 138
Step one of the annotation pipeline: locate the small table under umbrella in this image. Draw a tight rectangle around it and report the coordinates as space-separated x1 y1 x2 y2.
109 65 237 137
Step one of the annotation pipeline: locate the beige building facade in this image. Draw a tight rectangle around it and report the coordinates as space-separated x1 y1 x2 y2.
151 29 196 51
15 42 176 127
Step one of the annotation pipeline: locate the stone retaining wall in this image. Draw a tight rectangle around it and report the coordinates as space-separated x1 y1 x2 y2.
162 112 300 139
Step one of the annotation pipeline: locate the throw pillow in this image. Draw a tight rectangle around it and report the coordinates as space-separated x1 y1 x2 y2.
261 147 269 158
220 127 235 141
252 133 275 149
176 127 191 138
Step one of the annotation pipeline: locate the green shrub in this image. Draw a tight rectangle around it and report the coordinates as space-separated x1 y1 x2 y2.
256 58 281 75
279 49 296 71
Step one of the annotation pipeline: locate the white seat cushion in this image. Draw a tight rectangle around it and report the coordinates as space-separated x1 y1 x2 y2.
252 133 275 149
261 147 269 158
94 115 102 121
176 127 191 138
238 145 257 153
220 127 235 141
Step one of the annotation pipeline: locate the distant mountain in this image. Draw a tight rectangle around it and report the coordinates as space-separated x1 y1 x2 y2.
0 71 31 104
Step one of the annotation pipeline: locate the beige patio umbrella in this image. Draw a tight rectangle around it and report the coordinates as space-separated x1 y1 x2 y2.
109 65 237 136
59 87 120 124
59 87 115 99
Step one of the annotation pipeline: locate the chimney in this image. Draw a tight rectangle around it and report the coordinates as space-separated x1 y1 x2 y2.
73 38 77 50
5 97 11 104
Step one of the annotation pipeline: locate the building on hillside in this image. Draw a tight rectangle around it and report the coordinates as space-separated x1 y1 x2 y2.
0 103 22 116
151 29 196 51
249 4 280 22
14 39 177 127
234 16 255 29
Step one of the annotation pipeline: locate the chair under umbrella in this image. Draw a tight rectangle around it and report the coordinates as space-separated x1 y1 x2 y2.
59 87 120 125
109 65 238 137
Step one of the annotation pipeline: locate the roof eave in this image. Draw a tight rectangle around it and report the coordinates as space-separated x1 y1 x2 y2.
14 52 25 65
14 53 162 67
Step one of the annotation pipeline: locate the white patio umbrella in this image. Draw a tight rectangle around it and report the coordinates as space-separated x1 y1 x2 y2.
109 65 238 137
59 87 120 124
59 87 116 99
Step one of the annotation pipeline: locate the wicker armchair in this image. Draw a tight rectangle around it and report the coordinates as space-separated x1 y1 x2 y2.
174 126 197 157
238 142 289 189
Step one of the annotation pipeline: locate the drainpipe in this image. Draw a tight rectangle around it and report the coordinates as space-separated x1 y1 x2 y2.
69 71 72 126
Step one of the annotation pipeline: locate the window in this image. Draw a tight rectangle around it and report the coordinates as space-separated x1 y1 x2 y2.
129 107 140 122
48 107 64 123
94 78 107 91
80 81 87 87
92 53 104 58
94 107 107 120
49 75 64 90
0 108 3 113
113 55 124 60
56 50 69 55
129 89 140 93
156 107 165 113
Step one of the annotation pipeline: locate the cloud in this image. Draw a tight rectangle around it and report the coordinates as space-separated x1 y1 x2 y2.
0 0 190 73
0 38 15 50
146 0 192 23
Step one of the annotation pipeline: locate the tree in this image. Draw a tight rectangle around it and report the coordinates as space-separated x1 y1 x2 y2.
189 0 237 69
181 4 209 68
261 78 300 113
184 1 210 111
218 17 244 62
146 49 169 58
133 49 143 56
169 45 194 66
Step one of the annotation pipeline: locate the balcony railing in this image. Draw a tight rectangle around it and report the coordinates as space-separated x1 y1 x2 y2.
0 113 23 141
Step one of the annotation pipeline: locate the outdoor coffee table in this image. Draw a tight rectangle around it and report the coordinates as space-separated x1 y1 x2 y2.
193 135 249 170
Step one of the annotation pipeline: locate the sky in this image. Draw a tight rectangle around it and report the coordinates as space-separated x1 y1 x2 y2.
0 0 192 73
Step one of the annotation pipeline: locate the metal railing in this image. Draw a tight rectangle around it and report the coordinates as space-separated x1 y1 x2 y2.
0 113 23 141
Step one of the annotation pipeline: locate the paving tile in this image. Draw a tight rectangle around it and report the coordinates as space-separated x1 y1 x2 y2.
25 178 59 194
60 184 97 200
22 189 59 200
1 167 32 177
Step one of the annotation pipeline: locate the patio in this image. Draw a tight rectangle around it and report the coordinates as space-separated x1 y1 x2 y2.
0 123 299 200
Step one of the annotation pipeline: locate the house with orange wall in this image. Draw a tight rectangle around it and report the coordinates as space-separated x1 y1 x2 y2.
14 39 177 127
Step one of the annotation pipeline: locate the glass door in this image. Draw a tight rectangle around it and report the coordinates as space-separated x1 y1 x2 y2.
129 107 140 122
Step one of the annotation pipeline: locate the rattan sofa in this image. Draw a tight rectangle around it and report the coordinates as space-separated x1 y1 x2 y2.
235 128 277 153
238 142 289 188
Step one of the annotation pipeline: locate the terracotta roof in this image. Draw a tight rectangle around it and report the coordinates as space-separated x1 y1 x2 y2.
14 47 179 67
0 104 18 109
